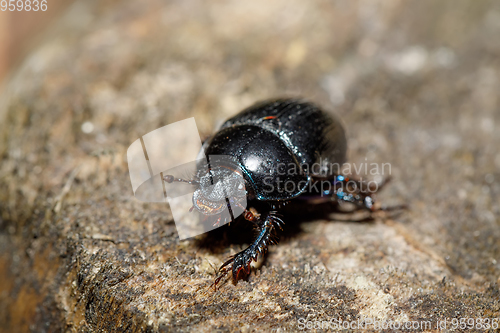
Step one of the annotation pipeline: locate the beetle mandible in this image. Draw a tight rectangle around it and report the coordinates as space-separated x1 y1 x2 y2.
164 98 383 286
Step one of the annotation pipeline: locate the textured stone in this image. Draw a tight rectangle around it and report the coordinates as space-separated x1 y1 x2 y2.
0 0 499 332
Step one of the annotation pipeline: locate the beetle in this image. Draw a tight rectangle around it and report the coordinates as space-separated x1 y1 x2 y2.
164 98 383 286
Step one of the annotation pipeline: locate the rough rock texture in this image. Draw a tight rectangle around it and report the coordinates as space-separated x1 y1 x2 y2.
1 0 499 332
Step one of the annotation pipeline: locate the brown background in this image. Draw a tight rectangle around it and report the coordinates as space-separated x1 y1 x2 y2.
0 0 72 86
0 0 499 332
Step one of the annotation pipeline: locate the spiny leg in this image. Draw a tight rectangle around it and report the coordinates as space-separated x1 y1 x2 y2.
329 175 407 212
312 174 384 211
213 210 284 288
312 174 406 220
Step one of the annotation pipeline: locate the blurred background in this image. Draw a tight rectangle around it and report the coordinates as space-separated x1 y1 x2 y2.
0 0 70 85
0 0 499 331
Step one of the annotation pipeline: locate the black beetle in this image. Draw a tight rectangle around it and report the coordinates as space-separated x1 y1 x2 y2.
164 98 382 285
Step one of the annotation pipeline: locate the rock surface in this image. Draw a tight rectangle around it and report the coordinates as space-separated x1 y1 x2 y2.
0 0 499 332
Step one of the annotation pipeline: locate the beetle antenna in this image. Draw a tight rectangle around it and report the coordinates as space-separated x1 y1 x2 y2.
163 175 199 185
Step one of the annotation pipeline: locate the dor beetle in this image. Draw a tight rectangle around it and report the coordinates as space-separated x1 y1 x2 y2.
164 98 383 285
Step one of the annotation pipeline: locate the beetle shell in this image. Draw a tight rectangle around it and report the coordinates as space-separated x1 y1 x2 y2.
202 99 347 201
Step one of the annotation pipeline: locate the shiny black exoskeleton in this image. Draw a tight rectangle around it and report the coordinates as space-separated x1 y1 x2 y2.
165 98 381 286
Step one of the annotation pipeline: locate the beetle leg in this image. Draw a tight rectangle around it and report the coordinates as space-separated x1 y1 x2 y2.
313 174 406 214
243 207 261 224
213 212 283 288
314 174 381 211
232 202 262 226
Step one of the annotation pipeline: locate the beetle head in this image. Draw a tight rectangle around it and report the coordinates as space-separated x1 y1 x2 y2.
192 165 246 216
